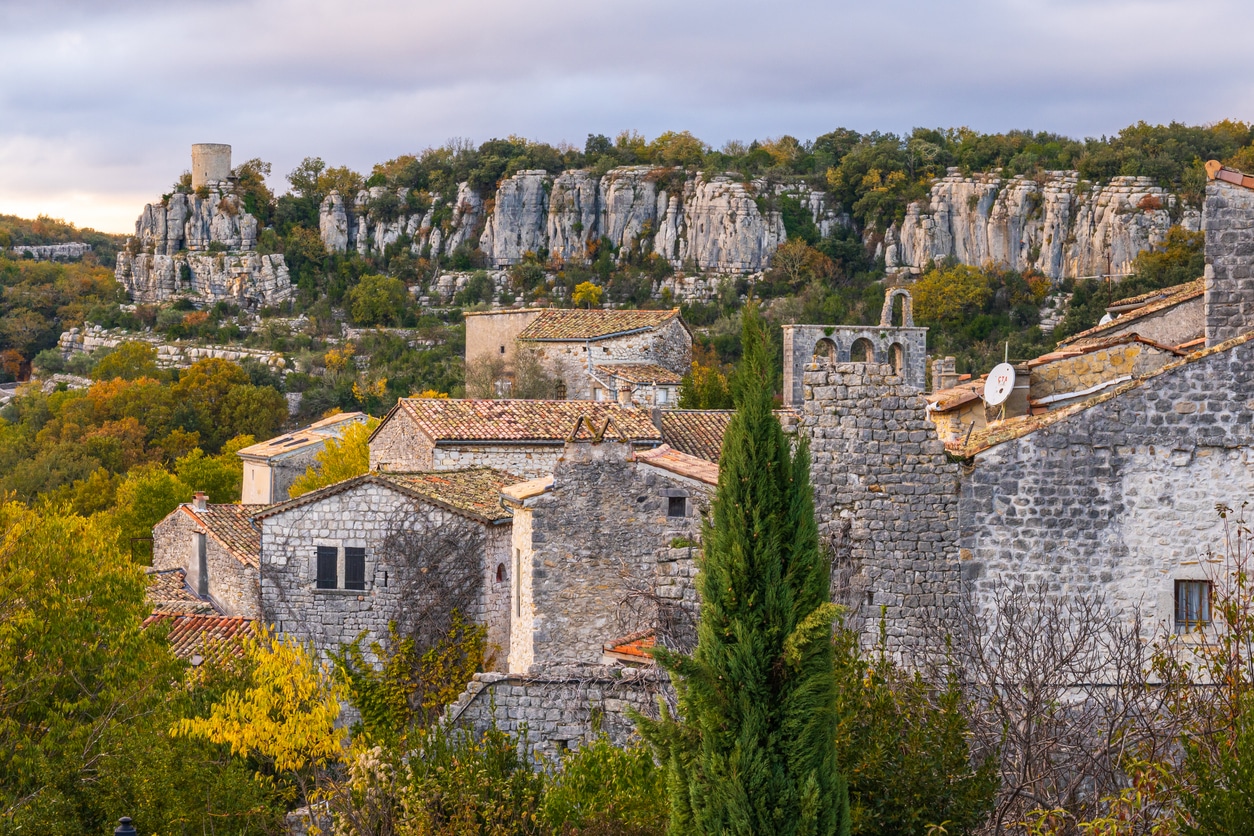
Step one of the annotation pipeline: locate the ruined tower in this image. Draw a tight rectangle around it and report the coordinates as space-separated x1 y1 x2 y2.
191 143 232 190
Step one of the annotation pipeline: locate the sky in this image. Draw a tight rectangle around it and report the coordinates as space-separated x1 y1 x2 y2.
0 0 1249 234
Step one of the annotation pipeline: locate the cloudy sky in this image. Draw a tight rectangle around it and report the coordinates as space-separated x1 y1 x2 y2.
0 0 1246 233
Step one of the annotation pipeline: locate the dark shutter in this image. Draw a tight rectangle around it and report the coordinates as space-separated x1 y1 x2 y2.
344 547 366 591
316 545 337 589
668 496 687 518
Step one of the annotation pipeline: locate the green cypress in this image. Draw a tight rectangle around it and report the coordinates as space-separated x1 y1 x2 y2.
640 306 850 836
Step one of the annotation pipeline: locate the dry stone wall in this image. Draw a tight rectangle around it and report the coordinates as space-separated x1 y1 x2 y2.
885 169 1201 281
57 324 287 370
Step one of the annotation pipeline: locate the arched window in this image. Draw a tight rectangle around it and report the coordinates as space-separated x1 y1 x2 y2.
850 338 875 363
813 338 838 363
496 563 506 583
890 342 905 373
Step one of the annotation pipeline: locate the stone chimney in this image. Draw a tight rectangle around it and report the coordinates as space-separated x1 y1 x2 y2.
1204 160 1254 347
617 383 633 407
932 356 959 392
192 491 208 511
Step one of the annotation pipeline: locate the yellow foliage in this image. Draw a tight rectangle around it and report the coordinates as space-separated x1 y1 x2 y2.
572 281 603 309
911 264 993 324
324 344 355 372
288 418 379 498
352 377 388 404
412 389 449 399
174 628 345 774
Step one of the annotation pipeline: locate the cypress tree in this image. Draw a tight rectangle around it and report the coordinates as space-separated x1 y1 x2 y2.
641 306 850 836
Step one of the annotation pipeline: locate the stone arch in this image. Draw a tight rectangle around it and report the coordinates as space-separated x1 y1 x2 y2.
850 338 875 363
889 342 905 374
813 338 838 363
880 288 914 327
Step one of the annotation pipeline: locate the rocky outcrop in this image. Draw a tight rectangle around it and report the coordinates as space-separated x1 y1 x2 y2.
885 169 1202 280
117 186 291 308
318 167 848 273
58 323 287 370
7 242 92 261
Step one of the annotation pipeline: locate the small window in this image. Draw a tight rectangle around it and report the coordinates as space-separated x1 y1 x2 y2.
316 545 338 589
602 346 609 353
668 496 687 518
555 380 567 400
344 547 366 591
496 563 506 583
1176 580 1212 631
656 388 668 404
500 345 506 354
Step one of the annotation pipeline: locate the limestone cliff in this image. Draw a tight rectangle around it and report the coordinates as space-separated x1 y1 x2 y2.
116 187 292 308
884 169 1202 280
318 167 846 273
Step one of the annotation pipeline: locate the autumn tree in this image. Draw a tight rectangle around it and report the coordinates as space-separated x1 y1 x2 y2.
572 280 603 308
288 417 379 498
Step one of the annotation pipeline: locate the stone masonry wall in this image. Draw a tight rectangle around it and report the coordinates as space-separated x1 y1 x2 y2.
368 416 434 472
260 482 510 665
153 509 262 619
1028 342 1177 400
429 444 564 480
511 441 710 673
59 324 287 371
1205 179 1254 346
961 335 1254 642
447 665 668 762
527 318 691 402
802 361 963 660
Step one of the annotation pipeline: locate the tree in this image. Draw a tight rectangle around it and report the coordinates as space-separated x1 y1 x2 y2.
641 305 850 835
91 340 162 381
174 435 253 502
911 264 993 325
572 281 603 308
679 353 733 409
288 418 379 498
348 274 409 326
287 156 327 200
108 463 193 553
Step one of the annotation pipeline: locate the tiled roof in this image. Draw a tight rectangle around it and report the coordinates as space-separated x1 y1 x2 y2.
604 629 656 662
255 468 519 525
1058 279 1203 348
926 380 985 412
1026 333 1183 368
393 398 663 443
145 568 218 615
499 475 554 504
182 504 266 567
142 613 256 663
634 444 719 486
660 410 732 462
236 412 368 461
517 308 680 341
1207 160 1254 190
594 363 683 385
949 328 1254 457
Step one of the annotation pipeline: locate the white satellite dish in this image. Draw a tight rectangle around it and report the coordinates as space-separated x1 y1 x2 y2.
983 362 1016 406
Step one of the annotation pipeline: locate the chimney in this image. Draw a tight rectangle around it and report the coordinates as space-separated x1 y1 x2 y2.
617 383 633 407
932 356 959 392
1204 160 1254 346
192 492 207 511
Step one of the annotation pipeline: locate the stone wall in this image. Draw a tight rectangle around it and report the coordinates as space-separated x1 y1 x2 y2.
447 665 667 762
7 242 92 261
58 324 287 370
783 324 928 404
368 414 434 472
1028 342 1177 401
1075 293 1204 349
802 361 963 658
526 317 691 402
429 444 564 480
465 310 545 366
1204 178 1254 346
259 481 511 665
152 508 262 619
509 441 710 673
960 334 1254 641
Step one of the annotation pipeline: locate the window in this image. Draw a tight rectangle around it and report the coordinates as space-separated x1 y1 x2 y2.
555 380 567 400
656 388 668 404
496 563 506 583
316 545 338 589
499 345 506 354
668 496 687 518
1176 580 1212 631
344 547 366 591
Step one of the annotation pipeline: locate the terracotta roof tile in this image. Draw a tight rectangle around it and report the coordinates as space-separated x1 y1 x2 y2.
1026 333 1183 368
604 629 656 662
634 444 719 486
256 468 519 525
1059 279 1203 348
660 411 732 462
142 613 256 663
1207 160 1254 190
517 308 680 341
396 398 662 443
145 568 218 615
593 363 683 385
182 504 267 567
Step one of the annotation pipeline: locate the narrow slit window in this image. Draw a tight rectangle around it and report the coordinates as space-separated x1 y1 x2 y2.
344 547 366 591
668 496 687 518
316 545 338 589
1175 579 1212 631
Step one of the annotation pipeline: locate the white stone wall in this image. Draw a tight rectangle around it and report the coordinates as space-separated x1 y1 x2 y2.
525 317 691 402
507 506 535 674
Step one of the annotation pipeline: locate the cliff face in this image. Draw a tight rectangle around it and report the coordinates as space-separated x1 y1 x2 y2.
319 167 846 273
885 169 1202 280
116 188 291 308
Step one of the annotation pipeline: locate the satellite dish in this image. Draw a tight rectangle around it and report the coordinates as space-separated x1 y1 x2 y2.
1099 313 1113 325
983 363 1016 407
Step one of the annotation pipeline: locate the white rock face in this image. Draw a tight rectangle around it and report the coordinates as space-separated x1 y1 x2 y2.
546 170 600 260
885 169 1202 280
479 170 550 265
7 242 92 261
117 186 290 308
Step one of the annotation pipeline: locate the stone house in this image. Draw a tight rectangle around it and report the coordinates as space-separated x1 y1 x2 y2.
252 469 517 668
368 397 663 477
1057 278 1204 352
464 307 692 403
237 412 369 504
151 495 264 619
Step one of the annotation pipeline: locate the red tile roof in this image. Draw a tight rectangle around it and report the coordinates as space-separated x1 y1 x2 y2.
604 629 657 662
181 504 267 567
392 398 663 443
1026 333 1183 368
660 410 732 462
594 363 683 385
1207 160 1254 190
517 308 681 341
143 613 256 663
145 568 217 615
1058 279 1203 348
634 444 719 486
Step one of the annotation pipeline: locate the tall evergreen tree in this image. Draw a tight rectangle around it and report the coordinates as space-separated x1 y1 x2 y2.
640 306 850 835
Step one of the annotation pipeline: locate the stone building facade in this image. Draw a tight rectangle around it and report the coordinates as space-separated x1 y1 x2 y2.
237 412 368 505
1205 163 1254 346
254 471 516 667
152 498 264 619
